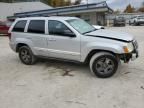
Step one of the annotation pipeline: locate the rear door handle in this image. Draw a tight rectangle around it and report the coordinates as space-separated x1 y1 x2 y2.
48 39 56 41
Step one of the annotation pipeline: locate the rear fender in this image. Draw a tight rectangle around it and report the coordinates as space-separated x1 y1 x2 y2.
15 38 37 55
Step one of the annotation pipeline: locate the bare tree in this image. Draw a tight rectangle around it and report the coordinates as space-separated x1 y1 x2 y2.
124 4 135 13
138 1 144 12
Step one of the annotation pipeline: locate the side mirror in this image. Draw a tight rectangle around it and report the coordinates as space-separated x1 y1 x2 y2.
63 30 76 37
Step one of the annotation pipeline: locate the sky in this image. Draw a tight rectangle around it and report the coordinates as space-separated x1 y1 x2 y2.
76 0 144 10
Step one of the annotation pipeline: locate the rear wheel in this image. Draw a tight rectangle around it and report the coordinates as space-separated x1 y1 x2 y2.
134 21 137 26
90 52 118 78
19 46 37 65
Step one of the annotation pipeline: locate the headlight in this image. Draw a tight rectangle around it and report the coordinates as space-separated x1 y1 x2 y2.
123 43 134 53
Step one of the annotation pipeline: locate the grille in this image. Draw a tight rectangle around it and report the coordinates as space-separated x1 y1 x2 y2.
132 40 138 49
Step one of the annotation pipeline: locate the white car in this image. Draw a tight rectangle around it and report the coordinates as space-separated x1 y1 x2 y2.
8 17 139 78
129 15 144 25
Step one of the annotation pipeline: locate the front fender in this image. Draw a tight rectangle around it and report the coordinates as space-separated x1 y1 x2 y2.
80 42 124 62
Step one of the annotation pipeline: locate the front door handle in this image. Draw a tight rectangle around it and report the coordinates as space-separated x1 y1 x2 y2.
26 37 32 40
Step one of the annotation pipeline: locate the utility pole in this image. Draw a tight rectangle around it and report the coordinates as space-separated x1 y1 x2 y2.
87 0 88 8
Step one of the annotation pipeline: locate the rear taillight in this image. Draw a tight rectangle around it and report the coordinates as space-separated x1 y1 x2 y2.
8 33 11 40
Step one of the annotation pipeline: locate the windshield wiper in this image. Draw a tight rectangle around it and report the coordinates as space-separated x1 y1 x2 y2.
83 29 96 35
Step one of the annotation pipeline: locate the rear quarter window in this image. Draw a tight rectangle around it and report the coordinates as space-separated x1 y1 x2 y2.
27 20 45 34
12 20 27 32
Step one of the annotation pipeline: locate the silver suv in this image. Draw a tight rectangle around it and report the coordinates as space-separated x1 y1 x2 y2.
8 17 139 78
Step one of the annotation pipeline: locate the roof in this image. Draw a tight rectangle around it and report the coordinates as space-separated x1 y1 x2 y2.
0 2 52 21
8 1 113 20
16 16 78 21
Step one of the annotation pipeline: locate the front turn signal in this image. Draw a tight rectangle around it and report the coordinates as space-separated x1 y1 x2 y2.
123 46 129 53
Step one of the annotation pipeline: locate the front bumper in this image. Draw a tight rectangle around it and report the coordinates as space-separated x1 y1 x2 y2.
114 22 125 26
131 49 139 61
119 50 139 63
120 40 139 63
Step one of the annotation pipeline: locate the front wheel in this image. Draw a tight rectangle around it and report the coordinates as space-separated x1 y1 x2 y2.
90 52 119 78
134 21 137 26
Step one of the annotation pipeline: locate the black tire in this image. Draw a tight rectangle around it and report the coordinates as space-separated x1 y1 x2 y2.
134 21 137 26
19 46 37 65
90 52 118 78
129 21 131 25
137 23 140 26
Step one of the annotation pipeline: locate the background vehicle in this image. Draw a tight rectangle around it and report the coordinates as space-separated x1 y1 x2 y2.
0 21 12 35
129 15 144 26
8 17 138 78
113 16 126 26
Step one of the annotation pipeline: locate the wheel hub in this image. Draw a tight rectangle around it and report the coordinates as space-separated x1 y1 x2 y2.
96 58 114 74
21 49 31 62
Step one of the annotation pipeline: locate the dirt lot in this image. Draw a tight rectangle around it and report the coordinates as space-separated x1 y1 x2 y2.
0 26 144 108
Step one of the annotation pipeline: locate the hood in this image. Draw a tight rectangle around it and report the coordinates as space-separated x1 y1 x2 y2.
85 29 134 42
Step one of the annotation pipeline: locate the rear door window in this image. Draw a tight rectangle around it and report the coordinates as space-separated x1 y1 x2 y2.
27 20 45 34
12 20 27 32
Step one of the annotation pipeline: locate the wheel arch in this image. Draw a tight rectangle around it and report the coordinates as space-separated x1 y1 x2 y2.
84 49 117 64
16 43 29 52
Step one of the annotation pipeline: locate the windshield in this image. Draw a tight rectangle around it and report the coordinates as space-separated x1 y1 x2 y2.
66 19 96 34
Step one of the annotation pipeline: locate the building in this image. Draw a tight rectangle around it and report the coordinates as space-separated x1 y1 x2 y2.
0 1 52 21
8 1 113 25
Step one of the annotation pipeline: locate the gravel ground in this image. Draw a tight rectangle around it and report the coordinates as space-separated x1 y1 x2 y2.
0 26 144 108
